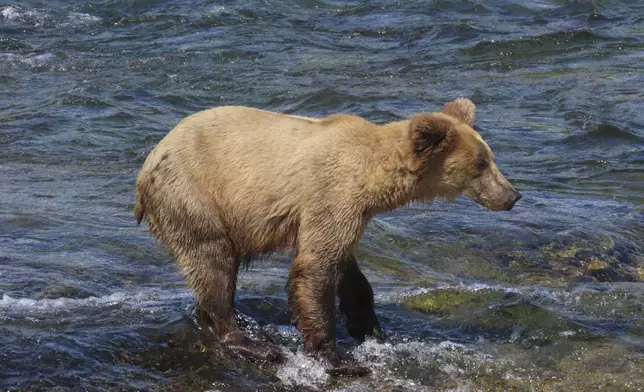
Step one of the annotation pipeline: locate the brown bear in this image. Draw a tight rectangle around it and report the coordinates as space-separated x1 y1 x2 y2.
134 98 520 376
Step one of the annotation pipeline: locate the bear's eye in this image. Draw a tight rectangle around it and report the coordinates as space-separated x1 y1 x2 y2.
476 157 489 172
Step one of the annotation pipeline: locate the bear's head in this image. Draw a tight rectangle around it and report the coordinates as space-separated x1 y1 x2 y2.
409 98 521 211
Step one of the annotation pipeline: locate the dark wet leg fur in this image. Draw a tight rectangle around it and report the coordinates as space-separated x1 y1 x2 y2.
182 239 284 365
140 173 284 366
338 255 387 344
289 253 371 377
198 308 284 364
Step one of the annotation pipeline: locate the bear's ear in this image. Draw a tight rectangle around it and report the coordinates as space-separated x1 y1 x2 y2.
410 114 453 157
442 98 476 126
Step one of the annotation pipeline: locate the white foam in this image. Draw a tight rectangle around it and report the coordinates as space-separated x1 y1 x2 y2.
271 324 300 340
67 12 101 24
0 6 40 25
274 338 503 391
208 6 227 15
1 6 20 20
15 53 55 67
0 289 192 314
1 292 123 311
276 350 330 389
354 339 480 367
354 339 502 392
0 6 100 27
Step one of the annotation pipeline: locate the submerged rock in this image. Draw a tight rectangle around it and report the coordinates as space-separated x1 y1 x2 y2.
404 288 510 315
404 288 596 346
37 284 94 299
493 233 642 285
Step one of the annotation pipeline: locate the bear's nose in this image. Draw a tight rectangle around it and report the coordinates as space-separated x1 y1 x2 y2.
503 190 521 211
513 191 521 203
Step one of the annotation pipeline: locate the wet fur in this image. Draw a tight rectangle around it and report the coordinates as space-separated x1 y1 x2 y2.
134 99 516 370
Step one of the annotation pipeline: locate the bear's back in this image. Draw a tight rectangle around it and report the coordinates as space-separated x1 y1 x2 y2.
139 106 376 254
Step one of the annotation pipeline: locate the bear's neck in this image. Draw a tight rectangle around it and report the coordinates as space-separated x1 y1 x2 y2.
363 120 429 214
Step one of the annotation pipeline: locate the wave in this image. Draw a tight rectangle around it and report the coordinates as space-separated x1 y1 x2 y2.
285 88 361 114
563 123 643 145
0 5 100 28
377 282 522 304
464 30 615 59
0 37 32 51
276 339 497 391
0 289 191 314
0 52 55 68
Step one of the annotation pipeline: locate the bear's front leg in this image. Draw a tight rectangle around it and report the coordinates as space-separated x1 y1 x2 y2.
289 251 370 377
338 255 387 344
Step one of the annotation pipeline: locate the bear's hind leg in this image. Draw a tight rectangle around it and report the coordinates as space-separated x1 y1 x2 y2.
179 238 283 364
338 255 387 344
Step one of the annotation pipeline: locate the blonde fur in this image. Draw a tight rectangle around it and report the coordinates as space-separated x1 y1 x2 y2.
134 98 518 365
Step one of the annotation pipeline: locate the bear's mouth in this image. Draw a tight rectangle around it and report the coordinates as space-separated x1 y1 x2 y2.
474 192 521 211
464 170 521 211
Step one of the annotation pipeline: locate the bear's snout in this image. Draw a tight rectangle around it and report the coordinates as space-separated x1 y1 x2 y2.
502 189 521 211
487 184 521 211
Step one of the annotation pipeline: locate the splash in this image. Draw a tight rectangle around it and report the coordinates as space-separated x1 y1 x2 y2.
352 339 505 392
0 52 55 69
0 289 192 314
1 6 20 20
0 5 100 27
273 338 506 391
276 350 330 389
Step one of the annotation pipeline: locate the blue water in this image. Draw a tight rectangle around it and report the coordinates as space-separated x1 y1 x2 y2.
1 1 643 391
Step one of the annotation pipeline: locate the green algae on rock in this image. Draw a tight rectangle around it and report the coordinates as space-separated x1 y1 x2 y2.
404 288 510 315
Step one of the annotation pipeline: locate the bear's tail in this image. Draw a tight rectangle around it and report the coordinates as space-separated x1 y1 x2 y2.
134 187 145 225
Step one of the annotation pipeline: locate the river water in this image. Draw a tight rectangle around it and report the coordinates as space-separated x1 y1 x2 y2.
1 0 643 391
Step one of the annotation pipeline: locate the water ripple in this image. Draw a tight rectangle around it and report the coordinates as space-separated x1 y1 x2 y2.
2 0 644 390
